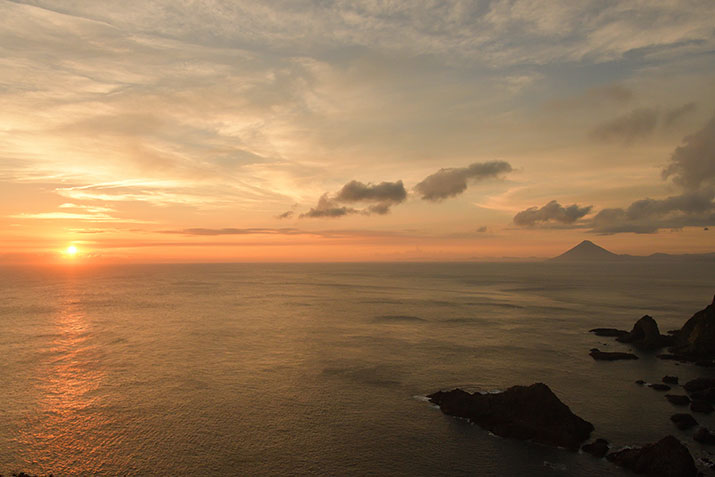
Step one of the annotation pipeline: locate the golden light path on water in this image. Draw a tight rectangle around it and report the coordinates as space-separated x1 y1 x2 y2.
18 278 109 475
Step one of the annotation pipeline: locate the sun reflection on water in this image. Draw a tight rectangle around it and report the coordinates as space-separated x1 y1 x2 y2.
19 285 109 475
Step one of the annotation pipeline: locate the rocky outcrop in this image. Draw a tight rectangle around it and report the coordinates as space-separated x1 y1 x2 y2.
427 383 594 451
649 383 671 391
662 376 678 385
665 394 690 406
606 435 698 477
589 348 638 361
683 377 715 394
670 296 715 359
589 328 628 337
616 315 672 350
670 413 698 430
582 438 609 458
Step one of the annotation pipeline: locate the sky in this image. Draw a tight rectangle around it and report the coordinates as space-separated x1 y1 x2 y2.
1 0 714 263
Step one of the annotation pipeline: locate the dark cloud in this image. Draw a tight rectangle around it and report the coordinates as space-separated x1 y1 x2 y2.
276 210 294 219
513 200 592 227
590 108 659 143
301 180 407 218
300 194 358 218
664 102 696 126
335 180 407 203
662 114 715 190
415 161 512 201
476 226 488 233
591 188 715 234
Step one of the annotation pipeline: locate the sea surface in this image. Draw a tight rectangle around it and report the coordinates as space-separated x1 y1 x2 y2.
1 261 714 476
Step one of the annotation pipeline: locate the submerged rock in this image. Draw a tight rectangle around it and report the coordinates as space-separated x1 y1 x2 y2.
606 435 697 477
649 383 671 392
589 328 628 337
670 296 715 359
427 383 594 451
670 413 698 430
616 315 672 350
662 376 679 385
582 438 609 458
665 394 690 406
589 348 638 361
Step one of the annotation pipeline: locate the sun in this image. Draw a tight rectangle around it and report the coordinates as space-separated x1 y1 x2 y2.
65 245 78 256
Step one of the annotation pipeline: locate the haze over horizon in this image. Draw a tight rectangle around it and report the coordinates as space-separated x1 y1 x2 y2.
2 1 714 264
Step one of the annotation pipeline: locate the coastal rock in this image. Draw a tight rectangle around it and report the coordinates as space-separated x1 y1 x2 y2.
616 315 672 350
689 387 715 403
670 413 698 430
590 328 628 337
690 400 714 414
670 296 715 359
427 383 594 451
582 438 609 458
662 376 679 385
635 379 646 385
649 383 671 392
694 427 715 445
683 377 715 394
589 348 638 361
665 394 690 406
606 435 697 477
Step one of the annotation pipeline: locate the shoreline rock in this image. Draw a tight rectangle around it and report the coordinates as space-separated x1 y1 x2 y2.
606 435 697 477
616 315 672 350
428 383 594 451
581 438 609 458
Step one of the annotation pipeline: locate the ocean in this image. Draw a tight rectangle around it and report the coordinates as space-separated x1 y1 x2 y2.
1 261 714 476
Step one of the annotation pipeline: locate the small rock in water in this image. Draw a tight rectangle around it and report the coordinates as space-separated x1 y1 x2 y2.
690 400 714 414
649 383 671 392
589 348 638 361
581 438 609 458
670 413 698 430
662 376 678 385
606 435 697 477
635 379 646 385
683 377 715 394
589 328 628 337
665 394 690 406
694 427 715 444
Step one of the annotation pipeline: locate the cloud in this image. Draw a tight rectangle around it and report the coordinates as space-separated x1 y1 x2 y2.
513 200 592 227
590 188 715 234
276 210 294 219
335 180 407 203
662 114 715 190
415 161 512 201
664 102 696 126
476 226 488 233
590 108 659 143
300 194 358 218
301 180 406 218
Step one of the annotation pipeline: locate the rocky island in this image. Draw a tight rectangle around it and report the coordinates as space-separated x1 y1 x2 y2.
428 383 594 451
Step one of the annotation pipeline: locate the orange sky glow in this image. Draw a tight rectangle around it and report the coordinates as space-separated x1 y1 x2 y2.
1 1 713 264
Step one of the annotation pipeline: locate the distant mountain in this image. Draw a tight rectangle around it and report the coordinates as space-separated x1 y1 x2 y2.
550 241 715 262
550 240 620 262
